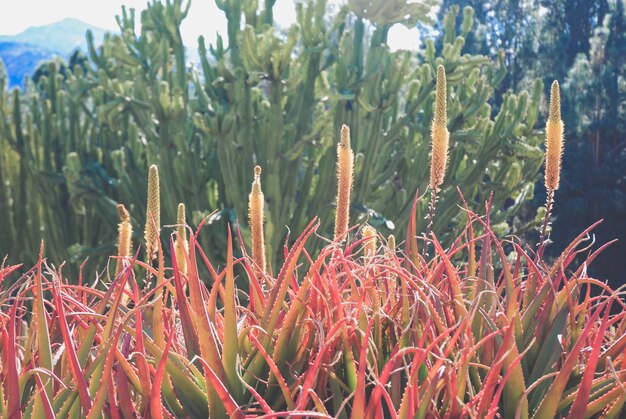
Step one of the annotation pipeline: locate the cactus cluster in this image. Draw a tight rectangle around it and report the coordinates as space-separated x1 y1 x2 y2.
0 1 544 274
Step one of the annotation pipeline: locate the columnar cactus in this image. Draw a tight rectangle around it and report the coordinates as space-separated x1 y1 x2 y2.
0 1 544 275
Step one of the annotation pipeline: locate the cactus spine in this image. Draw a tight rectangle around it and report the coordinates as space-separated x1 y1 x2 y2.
249 166 266 274
334 125 354 241
539 81 564 249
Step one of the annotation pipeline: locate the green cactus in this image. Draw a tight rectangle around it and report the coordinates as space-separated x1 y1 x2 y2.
0 1 544 275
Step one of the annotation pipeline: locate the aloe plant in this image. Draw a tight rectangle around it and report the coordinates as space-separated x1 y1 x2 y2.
0 191 622 417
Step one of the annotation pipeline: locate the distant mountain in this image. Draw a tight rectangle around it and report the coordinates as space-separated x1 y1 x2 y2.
0 18 108 87
0 42 58 87
0 18 107 57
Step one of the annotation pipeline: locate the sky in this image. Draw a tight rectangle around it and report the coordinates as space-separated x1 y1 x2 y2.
0 0 422 51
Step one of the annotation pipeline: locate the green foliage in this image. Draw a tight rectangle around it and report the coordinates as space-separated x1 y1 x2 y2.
553 1 626 284
435 0 626 285
0 0 543 273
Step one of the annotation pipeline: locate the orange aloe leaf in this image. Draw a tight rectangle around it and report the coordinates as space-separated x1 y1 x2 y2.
241 376 274 415
50 275 92 414
222 226 241 397
245 219 319 384
567 301 612 419
5 297 23 419
532 304 603 418
295 317 352 410
150 328 176 419
195 357 244 419
256 413 332 418
33 243 53 404
431 234 468 319
262 218 319 336
170 236 200 359
405 189 421 271
86 326 125 419
186 230 228 415
351 320 373 419
249 333 295 410
116 336 137 419
32 372 54 418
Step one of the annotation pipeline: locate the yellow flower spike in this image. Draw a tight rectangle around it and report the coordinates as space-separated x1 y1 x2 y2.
115 204 132 278
144 164 160 262
334 124 354 241
362 224 377 258
424 65 449 258
175 202 188 276
249 165 266 274
114 204 133 305
539 80 565 250
545 80 564 192
429 64 449 192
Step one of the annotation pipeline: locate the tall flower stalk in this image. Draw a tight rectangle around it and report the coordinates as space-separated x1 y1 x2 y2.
334 125 354 241
539 81 564 251
115 204 133 278
249 165 266 274
424 65 449 255
144 164 161 263
175 202 188 276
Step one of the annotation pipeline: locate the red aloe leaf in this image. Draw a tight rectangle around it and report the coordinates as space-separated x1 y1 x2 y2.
50 275 92 413
567 301 612 419
0 263 21 285
150 328 176 419
246 219 319 384
86 324 126 419
262 218 319 336
405 189 420 271
256 413 332 418
195 358 244 419
296 317 352 410
33 242 53 401
222 226 241 397
116 335 137 419
170 236 200 359
431 234 468 319
186 230 228 408
249 333 295 410
108 370 120 419
351 320 373 419
6 297 23 419
533 304 603 418
476 321 514 416
241 378 274 415
131 280 152 415
33 372 54 418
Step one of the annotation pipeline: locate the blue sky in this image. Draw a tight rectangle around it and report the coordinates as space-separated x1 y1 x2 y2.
2 0 422 51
